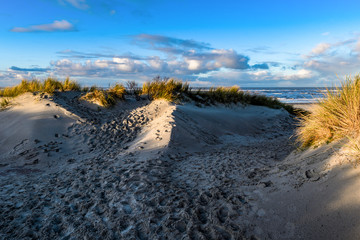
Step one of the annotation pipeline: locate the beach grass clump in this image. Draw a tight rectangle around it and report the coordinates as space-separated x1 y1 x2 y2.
81 83 126 107
0 98 10 110
206 86 244 103
81 89 110 107
0 77 81 97
297 75 360 148
0 79 42 97
43 78 64 94
142 76 189 101
192 86 295 114
63 77 81 91
108 83 126 100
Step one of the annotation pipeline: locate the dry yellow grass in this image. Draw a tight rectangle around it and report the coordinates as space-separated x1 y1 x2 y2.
142 77 189 101
297 75 360 148
81 84 126 108
0 98 10 110
142 76 295 113
0 77 80 97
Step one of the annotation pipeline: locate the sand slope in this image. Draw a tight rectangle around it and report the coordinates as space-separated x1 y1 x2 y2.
0 93 82 172
252 141 360 239
0 92 359 239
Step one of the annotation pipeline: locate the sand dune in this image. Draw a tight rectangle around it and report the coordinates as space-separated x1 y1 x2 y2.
0 92 359 239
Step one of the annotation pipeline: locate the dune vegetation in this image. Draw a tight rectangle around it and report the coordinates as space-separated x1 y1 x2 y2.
0 76 296 112
0 98 10 110
80 84 126 107
0 77 81 98
142 76 296 114
297 75 360 150
142 77 189 102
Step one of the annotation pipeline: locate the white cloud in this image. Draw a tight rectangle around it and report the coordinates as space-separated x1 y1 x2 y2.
280 69 314 80
353 38 360 52
11 20 75 33
251 70 269 77
8 35 360 87
295 37 360 86
148 57 167 71
94 60 109 68
310 43 331 55
186 59 201 71
210 49 249 69
59 0 89 10
304 60 321 68
303 37 360 79
0 70 37 87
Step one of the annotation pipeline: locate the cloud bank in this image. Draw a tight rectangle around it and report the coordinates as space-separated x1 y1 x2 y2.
10 20 76 33
1 34 305 87
6 34 360 87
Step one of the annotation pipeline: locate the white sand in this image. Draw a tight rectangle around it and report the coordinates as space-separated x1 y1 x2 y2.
0 92 359 239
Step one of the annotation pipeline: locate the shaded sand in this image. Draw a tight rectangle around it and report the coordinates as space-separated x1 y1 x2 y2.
0 92 359 239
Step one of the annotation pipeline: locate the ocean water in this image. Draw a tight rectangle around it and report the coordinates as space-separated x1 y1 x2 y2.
242 87 333 104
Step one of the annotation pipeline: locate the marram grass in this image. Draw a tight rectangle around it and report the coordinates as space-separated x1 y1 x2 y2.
81 84 126 108
142 77 189 102
0 76 295 113
297 75 360 148
0 77 80 97
141 77 295 114
0 98 10 110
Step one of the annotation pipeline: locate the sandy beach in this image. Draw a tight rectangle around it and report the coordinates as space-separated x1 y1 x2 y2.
1 92 359 239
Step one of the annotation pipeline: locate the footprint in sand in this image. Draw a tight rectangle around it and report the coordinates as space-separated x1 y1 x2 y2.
122 202 132 214
195 207 208 224
217 206 229 223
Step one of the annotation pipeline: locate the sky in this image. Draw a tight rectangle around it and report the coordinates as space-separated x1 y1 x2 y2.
2 0 360 87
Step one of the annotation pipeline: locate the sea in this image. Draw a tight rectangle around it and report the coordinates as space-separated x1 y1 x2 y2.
242 87 333 104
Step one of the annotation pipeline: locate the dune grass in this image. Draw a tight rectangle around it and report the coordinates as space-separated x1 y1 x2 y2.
0 98 10 110
63 77 81 91
0 76 295 112
81 84 126 108
0 77 81 97
194 86 295 113
297 75 360 148
142 77 189 102
142 76 295 114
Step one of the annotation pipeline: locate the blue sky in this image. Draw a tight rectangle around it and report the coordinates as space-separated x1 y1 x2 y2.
2 0 360 87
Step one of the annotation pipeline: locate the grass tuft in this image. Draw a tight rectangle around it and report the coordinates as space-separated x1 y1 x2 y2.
81 83 126 108
0 77 81 97
142 76 189 102
81 89 109 107
297 75 360 148
108 83 126 100
193 86 292 109
0 98 10 110
63 77 81 91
